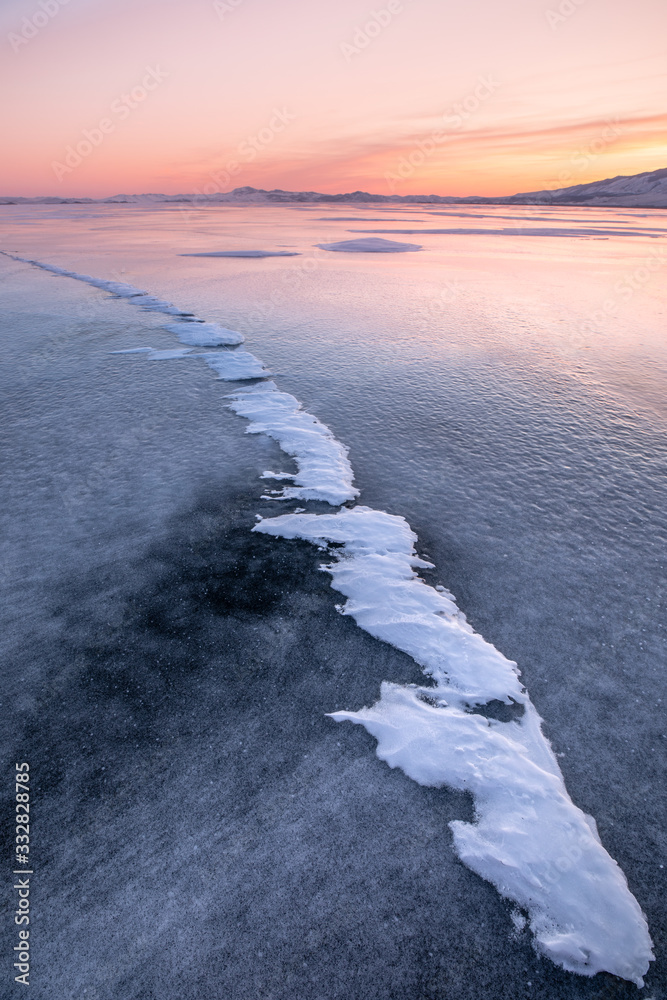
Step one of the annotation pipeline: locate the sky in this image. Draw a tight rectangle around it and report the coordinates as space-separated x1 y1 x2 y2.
1 0 665 197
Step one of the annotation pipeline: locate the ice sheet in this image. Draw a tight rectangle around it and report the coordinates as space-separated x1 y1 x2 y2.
4 247 655 987
180 250 300 257
349 227 664 238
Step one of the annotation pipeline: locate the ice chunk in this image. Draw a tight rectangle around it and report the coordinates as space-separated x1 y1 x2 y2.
227 386 357 505
133 295 192 315
316 237 422 252
197 350 270 380
338 684 653 985
162 321 244 347
146 348 194 360
254 507 654 986
110 347 193 360
255 507 523 706
110 347 153 354
85 279 147 297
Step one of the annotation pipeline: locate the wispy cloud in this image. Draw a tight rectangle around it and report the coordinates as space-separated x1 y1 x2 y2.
180 111 667 196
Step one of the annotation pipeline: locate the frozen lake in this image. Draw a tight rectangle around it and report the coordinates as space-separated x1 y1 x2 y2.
1 202 666 999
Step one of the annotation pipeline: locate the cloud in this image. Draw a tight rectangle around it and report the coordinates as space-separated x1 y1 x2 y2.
179 110 667 196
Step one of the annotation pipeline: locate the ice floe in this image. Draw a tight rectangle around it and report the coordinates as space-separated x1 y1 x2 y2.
316 237 422 252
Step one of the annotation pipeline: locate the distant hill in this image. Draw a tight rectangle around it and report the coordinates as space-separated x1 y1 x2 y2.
2 167 666 208
498 167 667 208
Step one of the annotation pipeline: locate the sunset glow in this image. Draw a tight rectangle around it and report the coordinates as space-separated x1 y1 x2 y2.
1 0 665 197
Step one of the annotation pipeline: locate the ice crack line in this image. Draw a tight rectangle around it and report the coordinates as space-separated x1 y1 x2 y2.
5 253 653 985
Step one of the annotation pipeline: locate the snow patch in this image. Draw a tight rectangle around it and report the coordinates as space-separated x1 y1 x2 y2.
316 237 422 253
227 383 358 505
254 507 654 986
162 321 244 347
111 347 194 361
198 349 270 380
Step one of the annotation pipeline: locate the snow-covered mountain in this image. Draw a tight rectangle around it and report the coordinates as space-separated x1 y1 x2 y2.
2 167 666 208
501 167 667 208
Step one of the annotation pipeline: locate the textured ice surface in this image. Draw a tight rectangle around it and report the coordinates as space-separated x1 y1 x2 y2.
3 255 151 295
198 349 270 380
227 383 358 505
111 347 194 360
2 253 240 339
261 507 522 706
180 250 300 257
349 227 664 238
316 237 423 252
113 345 266 377
3 244 659 991
133 295 193 315
162 321 244 347
255 507 654 985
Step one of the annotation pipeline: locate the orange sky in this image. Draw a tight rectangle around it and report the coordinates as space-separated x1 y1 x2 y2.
1 0 665 197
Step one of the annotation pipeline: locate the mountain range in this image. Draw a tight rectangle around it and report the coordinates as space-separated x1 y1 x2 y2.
2 167 666 208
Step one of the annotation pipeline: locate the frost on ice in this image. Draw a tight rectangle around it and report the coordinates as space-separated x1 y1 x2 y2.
197 349 270 380
255 507 654 986
227 383 358 506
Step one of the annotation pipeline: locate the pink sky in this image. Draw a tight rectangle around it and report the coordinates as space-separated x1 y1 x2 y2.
1 0 665 197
